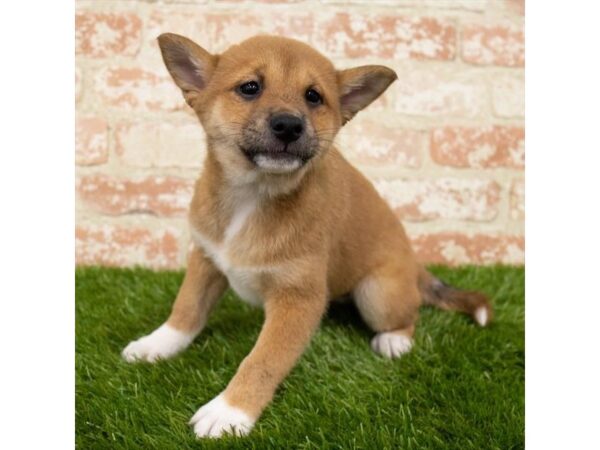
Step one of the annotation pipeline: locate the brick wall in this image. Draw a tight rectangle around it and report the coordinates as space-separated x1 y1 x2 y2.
75 0 525 269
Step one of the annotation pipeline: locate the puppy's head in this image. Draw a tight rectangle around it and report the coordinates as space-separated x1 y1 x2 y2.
158 34 396 178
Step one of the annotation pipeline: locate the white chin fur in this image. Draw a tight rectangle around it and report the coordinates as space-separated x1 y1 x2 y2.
121 323 194 363
190 393 255 438
254 154 301 173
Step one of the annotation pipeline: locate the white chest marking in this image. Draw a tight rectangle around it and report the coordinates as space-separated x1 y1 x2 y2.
191 198 265 306
223 199 256 242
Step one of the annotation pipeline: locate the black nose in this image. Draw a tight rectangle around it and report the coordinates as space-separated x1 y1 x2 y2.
269 114 304 144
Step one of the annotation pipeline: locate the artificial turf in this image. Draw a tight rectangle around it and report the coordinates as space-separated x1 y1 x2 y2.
76 265 524 449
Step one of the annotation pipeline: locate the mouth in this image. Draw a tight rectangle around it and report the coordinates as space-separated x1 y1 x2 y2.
240 146 312 174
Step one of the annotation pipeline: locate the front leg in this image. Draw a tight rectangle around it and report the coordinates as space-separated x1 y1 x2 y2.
190 281 327 438
122 247 227 363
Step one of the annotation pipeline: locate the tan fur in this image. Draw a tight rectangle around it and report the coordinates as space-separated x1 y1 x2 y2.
127 33 493 434
166 248 227 334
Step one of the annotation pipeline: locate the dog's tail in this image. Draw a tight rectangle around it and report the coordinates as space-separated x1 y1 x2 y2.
418 267 493 326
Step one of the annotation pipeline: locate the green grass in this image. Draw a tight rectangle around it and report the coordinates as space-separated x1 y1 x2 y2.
76 265 524 449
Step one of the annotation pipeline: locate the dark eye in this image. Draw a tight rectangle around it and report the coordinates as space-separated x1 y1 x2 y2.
305 88 322 105
237 81 261 99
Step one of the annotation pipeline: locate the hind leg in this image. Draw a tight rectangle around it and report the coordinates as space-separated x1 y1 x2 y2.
353 263 421 359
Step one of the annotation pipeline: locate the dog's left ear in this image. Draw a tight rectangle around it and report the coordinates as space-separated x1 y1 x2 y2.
157 33 218 107
337 66 397 124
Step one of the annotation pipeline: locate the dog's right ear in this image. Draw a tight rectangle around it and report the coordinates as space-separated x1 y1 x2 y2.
157 33 218 106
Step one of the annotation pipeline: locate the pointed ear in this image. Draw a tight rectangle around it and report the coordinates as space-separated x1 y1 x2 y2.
157 33 218 105
337 65 397 124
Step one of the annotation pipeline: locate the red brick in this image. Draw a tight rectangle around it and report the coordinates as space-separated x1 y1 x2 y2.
76 11 142 58
75 116 108 166
411 233 524 265
93 66 183 111
510 179 525 220
373 178 500 221
203 12 314 51
114 121 206 168
76 224 180 269
494 0 525 16
461 23 525 67
508 0 525 15
392 66 487 117
338 119 423 168
317 13 456 60
77 174 194 217
321 0 487 9
431 126 525 168
145 10 315 56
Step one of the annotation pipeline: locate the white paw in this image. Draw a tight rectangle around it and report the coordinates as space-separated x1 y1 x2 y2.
190 394 255 438
475 306 488 327
371 332 413 359
121 324 194 363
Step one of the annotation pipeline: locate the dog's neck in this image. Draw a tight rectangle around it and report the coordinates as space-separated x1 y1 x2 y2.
191 143 330 242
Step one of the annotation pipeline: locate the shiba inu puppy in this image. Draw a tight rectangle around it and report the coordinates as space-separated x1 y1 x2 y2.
122 33 493 438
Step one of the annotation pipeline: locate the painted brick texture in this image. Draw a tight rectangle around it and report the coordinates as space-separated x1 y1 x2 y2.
75 0 525 268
